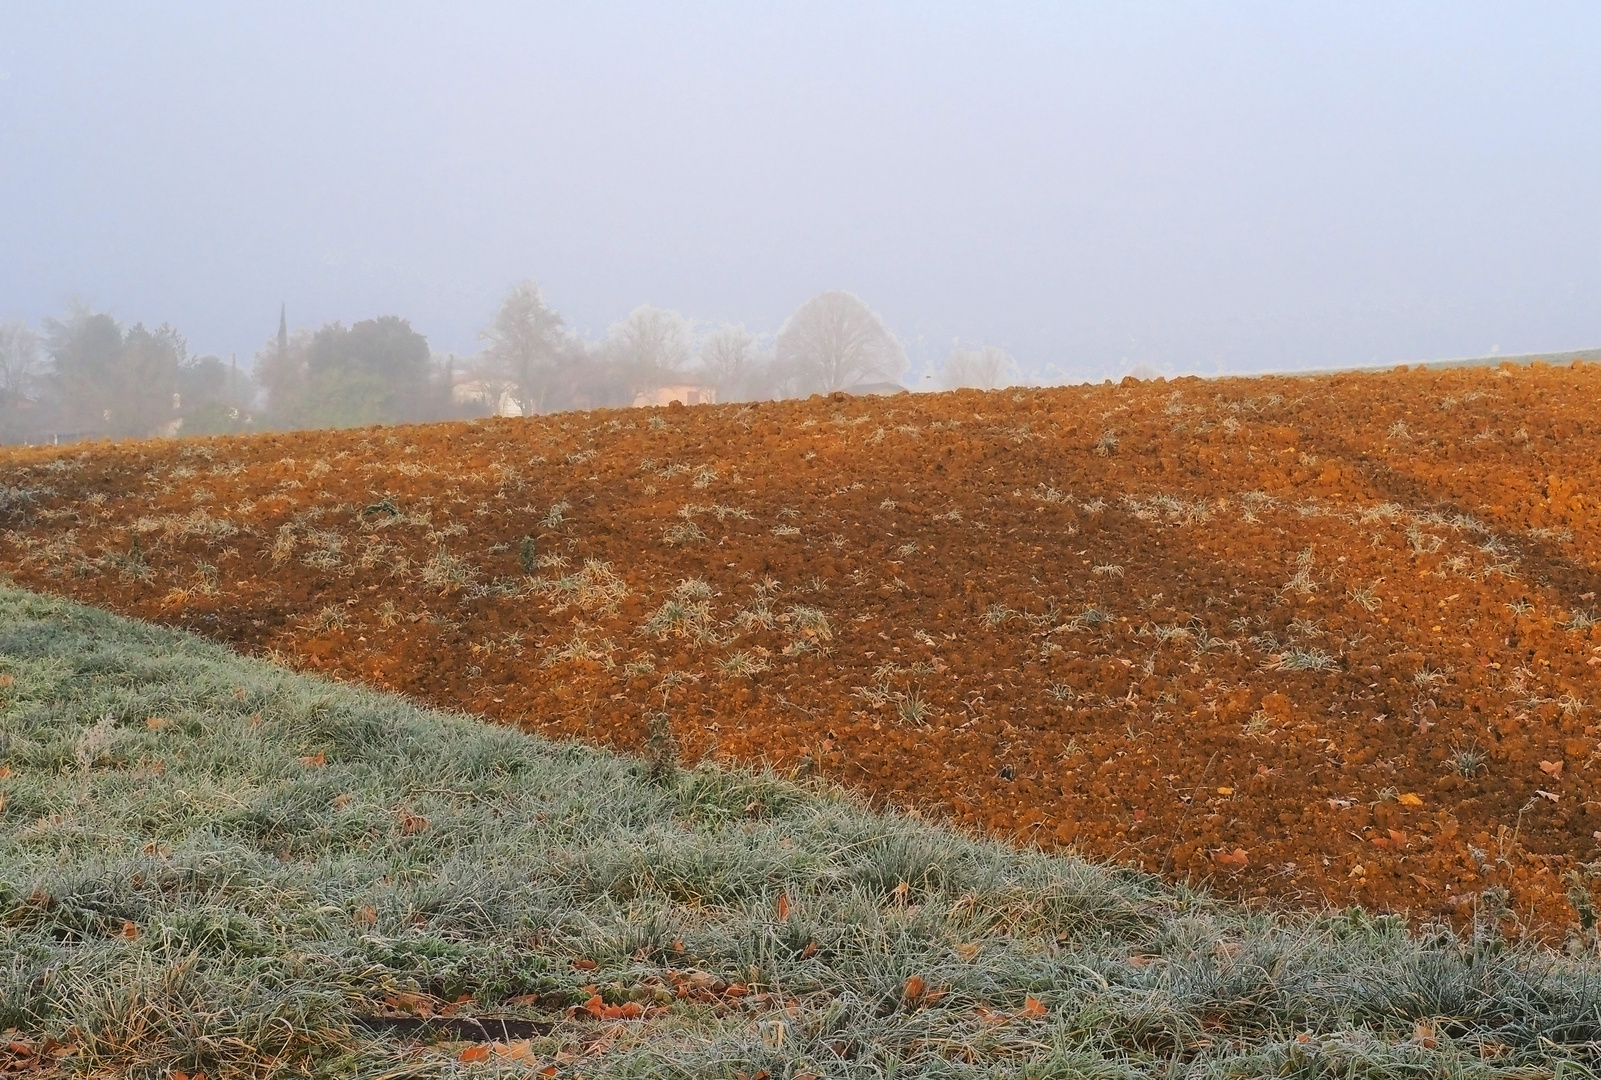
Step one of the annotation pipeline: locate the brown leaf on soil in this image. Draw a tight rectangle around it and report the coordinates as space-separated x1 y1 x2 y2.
1214 847 1249 868
1539 759 1564 777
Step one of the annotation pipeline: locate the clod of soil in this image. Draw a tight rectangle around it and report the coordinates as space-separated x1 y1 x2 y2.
4 363 1600 932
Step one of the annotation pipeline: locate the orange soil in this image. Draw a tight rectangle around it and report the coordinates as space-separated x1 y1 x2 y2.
3 363 1599 931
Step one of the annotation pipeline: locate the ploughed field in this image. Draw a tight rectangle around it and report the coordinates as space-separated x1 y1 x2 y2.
3 362 1598 930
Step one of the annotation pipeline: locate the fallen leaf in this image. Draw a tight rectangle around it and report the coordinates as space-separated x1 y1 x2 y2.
385 992 435 1017
397 808 429 834
573 958 598 971
903 975 926 1002
955 942 981 962
1536 789 1561 802
353 905 377 927
800 940 818 959
1214 847 1249 868
299 751 326 767
146 717 173 730
1389 829 1409 846
332 793 353 809
776 891 790 921
1540 759 1564 777
458 1045 491 1063
120 920 139 940
492 1040 537 1061
1019 996 1048 1019
1215 786 1234 796
1397 792 1424 808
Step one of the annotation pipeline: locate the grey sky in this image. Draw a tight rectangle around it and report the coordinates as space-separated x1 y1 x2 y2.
3 2 1597 383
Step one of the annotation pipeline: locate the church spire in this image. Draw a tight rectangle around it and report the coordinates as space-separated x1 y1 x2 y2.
277 303 288 361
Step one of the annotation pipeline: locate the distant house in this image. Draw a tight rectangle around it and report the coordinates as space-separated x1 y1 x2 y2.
633 383 717 408
452 378 525 417
847 381 909 397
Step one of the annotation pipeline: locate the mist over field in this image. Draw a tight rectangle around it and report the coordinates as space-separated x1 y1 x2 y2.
2 2 1598 439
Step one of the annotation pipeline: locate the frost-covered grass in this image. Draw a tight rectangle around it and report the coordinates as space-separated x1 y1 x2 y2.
2 583 1600 1077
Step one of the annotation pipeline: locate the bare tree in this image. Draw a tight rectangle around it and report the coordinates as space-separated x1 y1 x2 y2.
775 291 906 394
479 281 567 415
0 318 43 409
698 323 761 400
604 305 692 376
939 344 1016 391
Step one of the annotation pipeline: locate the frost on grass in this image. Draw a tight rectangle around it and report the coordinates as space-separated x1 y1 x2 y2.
3 585 1601 1078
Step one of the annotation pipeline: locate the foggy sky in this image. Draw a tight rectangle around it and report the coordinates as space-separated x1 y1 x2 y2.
3 2 1597 384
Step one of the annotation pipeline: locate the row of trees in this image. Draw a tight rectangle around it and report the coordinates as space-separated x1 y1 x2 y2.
473 285 1015 416
0 288 1017 442
0 306 256 443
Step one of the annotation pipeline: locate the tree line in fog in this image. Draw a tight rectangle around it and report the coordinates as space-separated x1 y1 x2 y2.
0 286 1017 444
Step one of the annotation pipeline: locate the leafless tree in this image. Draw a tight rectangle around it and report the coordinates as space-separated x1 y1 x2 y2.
0 318 43 408
939 344 1015 391
479 281 567 415
775 291 906 394
605 306 692 373
698 323 762 400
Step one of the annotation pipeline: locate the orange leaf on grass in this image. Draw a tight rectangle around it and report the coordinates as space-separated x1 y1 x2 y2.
492 1040 537 1061
903 975 926 1002
1019 996 1048 1018
458 1045 491 1063
299 752 326 767
573 958 598 971
776 891 791 921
